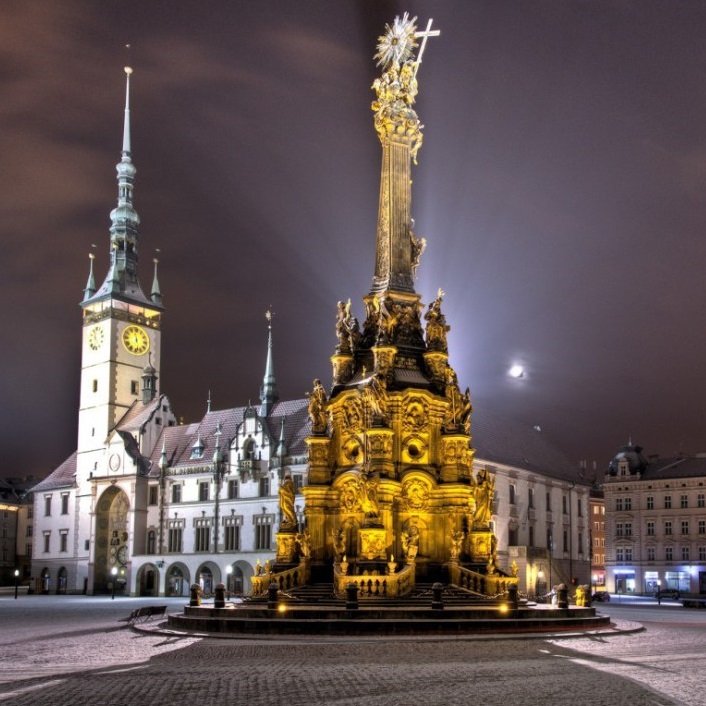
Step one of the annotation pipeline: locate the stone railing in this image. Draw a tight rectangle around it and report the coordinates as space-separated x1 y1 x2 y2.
250 560 310 597
448 563 518 597
334 561 415 598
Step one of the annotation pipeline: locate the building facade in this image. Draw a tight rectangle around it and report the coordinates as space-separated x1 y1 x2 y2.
31 65 590 598
604 443 706 595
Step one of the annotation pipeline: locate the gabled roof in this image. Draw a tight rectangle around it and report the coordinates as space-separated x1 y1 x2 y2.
115 395 168 433
30 452 77 492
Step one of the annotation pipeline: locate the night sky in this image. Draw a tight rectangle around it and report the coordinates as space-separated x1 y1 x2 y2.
3 0 706 481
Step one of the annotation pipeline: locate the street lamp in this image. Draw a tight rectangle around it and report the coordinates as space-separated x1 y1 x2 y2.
111 566 118 600
14 569 19 600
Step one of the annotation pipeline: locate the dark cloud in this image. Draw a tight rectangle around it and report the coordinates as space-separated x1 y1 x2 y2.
3 0 706 479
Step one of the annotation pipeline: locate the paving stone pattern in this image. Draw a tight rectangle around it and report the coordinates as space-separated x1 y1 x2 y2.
0 597 703 706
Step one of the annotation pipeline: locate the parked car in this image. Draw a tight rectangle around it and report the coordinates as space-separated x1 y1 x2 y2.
655 589 680 600
591 591 610 602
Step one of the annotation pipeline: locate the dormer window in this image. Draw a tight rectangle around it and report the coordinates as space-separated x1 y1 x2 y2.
618 459 629 476
190 435 205 460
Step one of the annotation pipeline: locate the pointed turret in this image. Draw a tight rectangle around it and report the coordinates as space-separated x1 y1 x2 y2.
259 310 279 416
83 253 97 301
141 354 158 403
82 66 160 309
151 257 162 305
276 416 287 458
158 438 168 472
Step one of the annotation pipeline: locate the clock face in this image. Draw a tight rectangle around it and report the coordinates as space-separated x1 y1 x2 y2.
117 545 128 566
122 325 150 356
87 326 104 351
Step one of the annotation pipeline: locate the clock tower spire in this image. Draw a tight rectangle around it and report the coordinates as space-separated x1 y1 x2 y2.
77 66 164 480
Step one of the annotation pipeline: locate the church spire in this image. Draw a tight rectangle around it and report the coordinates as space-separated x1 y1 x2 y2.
259 309 279 416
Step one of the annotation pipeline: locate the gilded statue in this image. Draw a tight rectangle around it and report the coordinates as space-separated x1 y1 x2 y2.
335 299 361 354
473 468 495 526
401 524 420 561
357 474 380 519
424 289 449 352
443 367 472 433
295 529 311 559
307 378 328 434
371 14 435 163
278 474 297 529
332 527 346 560
449 530 464 560
362 372 389 423
409 220 426 280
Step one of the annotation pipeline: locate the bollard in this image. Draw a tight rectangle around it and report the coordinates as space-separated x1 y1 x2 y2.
267 581 279 610
431 582 444 610
557 583 568 609
214 582 226 609
189 583 202 607
508 584 519 610
345 582 359 610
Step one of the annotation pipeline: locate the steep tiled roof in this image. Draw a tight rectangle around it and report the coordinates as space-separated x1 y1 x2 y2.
31 452 77 492
472 408 583 484
639 456 706 480
116 396 166 433
146 399 311 477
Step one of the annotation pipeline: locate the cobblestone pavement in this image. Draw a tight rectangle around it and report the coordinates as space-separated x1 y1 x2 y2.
1 596 704 705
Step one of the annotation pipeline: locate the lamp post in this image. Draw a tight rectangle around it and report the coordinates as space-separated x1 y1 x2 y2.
14 569 19 600
111 566 118 600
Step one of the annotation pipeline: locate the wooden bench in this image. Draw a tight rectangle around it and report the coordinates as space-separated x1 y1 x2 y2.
124 605 168 625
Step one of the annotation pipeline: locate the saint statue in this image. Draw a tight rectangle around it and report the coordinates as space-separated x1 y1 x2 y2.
363 372 389 424
295 529 311 559
424 289 449 352
278 474 297 529
449 529 464 561
473 468 495 526
307 378 328 434
357 474 380 519
401 524 420 561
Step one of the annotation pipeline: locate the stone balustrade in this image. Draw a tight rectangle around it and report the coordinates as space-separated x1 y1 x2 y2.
334 561 415 598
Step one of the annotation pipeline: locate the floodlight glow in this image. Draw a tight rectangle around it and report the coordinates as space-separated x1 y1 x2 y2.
509 365 524 378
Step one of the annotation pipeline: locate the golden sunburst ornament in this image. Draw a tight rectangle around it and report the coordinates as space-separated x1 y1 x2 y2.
374 12 418 68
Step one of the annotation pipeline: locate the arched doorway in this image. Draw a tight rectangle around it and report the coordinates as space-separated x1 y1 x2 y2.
40 567 50 594
166 563 190 596
230 560 254 595
227 564 244 595
137 564 159 596
196 562 221 596
94 486 131 594
57 567 67 594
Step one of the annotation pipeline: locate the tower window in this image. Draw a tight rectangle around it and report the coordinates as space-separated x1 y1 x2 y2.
131 381 138 395
92 380 98 393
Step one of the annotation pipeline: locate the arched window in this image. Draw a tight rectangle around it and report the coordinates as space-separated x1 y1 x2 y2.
147 530 156 554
